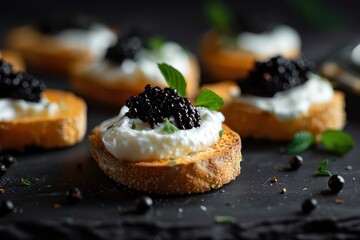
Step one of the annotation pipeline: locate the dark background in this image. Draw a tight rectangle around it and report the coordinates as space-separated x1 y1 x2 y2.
2 0 360 64
1 1 360 239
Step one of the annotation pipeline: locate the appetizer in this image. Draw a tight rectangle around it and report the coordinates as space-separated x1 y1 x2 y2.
71 31 200 105
200 1 301 81
0 60 87 150
204 56 346 140
5 14 117 73
89 63 241 194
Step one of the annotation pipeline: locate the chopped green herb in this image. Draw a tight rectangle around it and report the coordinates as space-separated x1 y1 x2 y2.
62 216 74 225
214 215 236 223
321 130 354 155
147 36 166 51
44 102 50 109
59 100 66 110
162 118 179 134
219 129 224 137
131 121 136 130
287 131 315 154
169 157 177 165
316 160 332 177
21 178 31 186
195 89 224 111
158 63 187 97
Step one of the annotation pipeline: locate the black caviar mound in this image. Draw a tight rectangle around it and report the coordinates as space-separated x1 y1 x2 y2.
0 60 46 103
105 30 148 64
36 14 98 35
238 56 314 97
125 84 200 130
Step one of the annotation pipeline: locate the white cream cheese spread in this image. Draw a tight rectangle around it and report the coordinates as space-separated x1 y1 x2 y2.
101 106 224 162
236 25 301 56
0 97 59 121
235 74 333 120
85 42 191 85
55 24 117 57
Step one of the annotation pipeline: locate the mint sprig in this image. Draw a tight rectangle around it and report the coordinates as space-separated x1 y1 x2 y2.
321 130 354 155
287 131 315 154
204 0 234 33
195 89 224 111
316 159 332 177
158 63 187 97
162 118 179 134
147 36 166 51
219 129 224 137
287 130 354 155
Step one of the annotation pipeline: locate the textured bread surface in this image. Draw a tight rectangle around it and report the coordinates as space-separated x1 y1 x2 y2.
200 30 299 82
71 57 200 104
89 124 242 195
0 50 25 72
5 26 95 73
204 82 346 140
0 90 87 150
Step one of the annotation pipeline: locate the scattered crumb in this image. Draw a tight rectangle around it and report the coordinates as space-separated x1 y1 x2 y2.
53 203 62 209
313 192 320 196
0 188 5 194
200 205 207 211
270 176 278 183
335 199 345 205
302 188 308 191
47 185 51 188
345 165 353 171
220 190 225 193
280 188 287 194
225 201 232 206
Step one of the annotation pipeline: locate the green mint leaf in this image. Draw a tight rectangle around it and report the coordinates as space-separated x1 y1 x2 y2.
195 89 224 110
158 63 186 97
219 129 224 137
131 121 136 130
21 178 31 186
287 131 315 154
162 118 179 134
147 36 166 51
316 159 332 176
321 130 354 155
214 215 236 223
204 0 233 33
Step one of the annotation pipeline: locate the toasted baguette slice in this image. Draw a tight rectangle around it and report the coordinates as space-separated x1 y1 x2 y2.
5 26 95 73
0 90 87 151
70 57 200 105
0 50 25 72
203 82 346 141
89 124 242 195
200 30 299 82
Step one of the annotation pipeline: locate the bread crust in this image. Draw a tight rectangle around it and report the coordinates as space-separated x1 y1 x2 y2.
0 90 87 150
70 57 200 104
203 82 346 140
0 50 25 72
89 124 242 194
5 26 95 73
200 30 299 82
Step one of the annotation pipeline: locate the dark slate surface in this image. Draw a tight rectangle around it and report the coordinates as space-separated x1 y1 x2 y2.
1 1 360 239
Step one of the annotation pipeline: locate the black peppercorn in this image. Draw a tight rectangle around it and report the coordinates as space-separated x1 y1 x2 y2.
0 200 14 215
328 175 345 193
301 198 318 213
135 196 153 213
65 188 82 203
0 155 16 168
0 164 6 177
289 155 303 170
